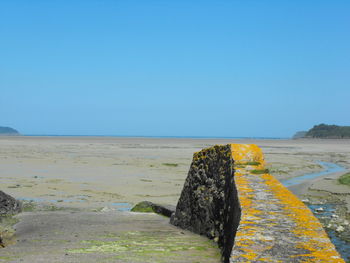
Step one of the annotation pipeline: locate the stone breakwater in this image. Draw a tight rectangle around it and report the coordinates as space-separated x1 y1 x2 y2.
171 144 345 263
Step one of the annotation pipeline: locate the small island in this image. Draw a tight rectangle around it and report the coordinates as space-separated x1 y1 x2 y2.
294 124 350 139
0 126 20 136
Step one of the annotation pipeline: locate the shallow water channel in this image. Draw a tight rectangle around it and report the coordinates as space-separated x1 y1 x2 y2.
281 161 345 187
281 161 349 262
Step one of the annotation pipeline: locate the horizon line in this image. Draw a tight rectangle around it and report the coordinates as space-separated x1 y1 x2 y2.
17 134 290 140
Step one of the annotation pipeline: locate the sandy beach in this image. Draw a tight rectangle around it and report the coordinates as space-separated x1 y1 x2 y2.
1 136 349 208
0 136 349 262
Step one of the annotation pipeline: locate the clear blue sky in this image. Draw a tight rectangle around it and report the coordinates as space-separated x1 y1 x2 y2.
1 1 349 137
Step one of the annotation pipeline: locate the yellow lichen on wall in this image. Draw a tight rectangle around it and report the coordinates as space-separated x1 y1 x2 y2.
230 144 344 263
231 144 265 166
263 172 343 262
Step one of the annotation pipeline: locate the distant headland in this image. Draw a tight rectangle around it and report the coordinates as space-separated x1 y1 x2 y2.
294 124 350 139
0 126 20 136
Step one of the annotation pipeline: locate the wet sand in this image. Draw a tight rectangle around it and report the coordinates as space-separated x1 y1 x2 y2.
1 136 349 208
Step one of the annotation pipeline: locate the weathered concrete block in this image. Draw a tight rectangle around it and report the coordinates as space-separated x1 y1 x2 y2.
170 145 241 262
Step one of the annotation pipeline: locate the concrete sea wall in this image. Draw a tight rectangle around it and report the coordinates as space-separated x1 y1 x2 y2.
171 144 344 263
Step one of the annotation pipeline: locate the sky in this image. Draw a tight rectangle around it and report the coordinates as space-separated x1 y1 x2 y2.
1 1 349 138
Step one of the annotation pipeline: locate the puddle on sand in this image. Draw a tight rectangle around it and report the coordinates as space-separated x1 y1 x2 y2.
110 202 132 211
281 161 345 187
18 196 87 203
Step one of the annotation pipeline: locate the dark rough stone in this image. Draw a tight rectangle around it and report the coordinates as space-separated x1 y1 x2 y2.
0 190 21 216
170 145 241 263
131 201 175 218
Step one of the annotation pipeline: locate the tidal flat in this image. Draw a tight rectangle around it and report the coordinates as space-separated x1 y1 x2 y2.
0 136 349 262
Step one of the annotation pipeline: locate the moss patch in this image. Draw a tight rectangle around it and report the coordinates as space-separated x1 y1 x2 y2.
22 201 36 212
338 173 350 186
0 256 16 261
250 168 270 174
236 161 261 166
131 202 154 213
131 206 154 213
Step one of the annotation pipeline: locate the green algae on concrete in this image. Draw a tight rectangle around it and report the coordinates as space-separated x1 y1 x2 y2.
0 215 19 247
68 230 220 263
0 255 17 261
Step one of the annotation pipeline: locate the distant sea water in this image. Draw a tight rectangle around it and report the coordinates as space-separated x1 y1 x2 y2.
24 134 289 140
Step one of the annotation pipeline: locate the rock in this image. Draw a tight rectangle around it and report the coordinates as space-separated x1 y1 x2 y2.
0 236 4 248
336 225 344 233
315 207 324 213
331 214 339 219
170 145 241 262
100 206 113 212
131 201 175 217
0 190 21 216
